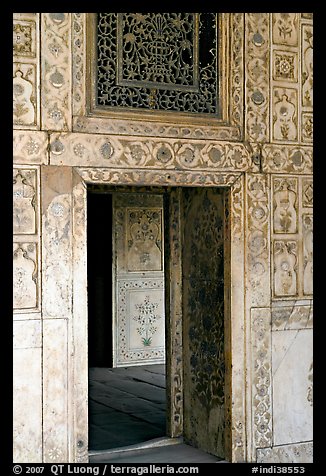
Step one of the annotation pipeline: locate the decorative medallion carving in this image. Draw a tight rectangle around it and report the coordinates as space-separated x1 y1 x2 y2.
273 240 298 297
13 243 38 310
272 14 299 46
13 169 37 235
302 213 313 296
14 131 48 165
245 13 270 142
272 177 298 234
273 51 297 82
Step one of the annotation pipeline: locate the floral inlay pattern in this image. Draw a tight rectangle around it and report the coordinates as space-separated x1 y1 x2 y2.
133 296 162 346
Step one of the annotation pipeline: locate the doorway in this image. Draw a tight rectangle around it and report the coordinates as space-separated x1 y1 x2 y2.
87 185 229 459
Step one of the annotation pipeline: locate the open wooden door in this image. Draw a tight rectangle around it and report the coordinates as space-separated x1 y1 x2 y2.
182 187 226 458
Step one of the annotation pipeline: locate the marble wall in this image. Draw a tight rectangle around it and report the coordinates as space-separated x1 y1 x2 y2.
13 13 313 463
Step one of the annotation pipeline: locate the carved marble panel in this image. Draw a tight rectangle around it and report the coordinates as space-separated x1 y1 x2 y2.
13 131 49 165
41 13 71 131
302 178 313 208
272 14 299 46
41 166 73 319
13 168 37 234
301 24 313 109
301 112 313 143
273 50 298 83
246 174 270 307
302 214 313 296
245 13 270 142
262 144 312 174
13 18 37 58
49 132 254 172
43 319 69 462
257 441 313 463
251 308 272 449
273 240 298 297
13 62 37 127
272 87 298 142
13 347 42 462
272 329 313 445
13 243 38 310
272 177 298 234
13 14 40 130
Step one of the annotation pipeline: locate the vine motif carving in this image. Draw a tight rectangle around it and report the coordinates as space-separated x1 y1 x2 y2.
252 310 272 449
77 167 240 188
302 214 313 296
272 177 297 234
306 362 313 406
273 240 298 297
301 24 313 108
41 13 71 130
72 13 85 116
245 13 270 142
230 175 243 239
230 13 244 130
262 144 312 174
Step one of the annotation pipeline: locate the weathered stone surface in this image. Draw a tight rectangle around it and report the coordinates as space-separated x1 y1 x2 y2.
257 441 313 463
13 319 41 349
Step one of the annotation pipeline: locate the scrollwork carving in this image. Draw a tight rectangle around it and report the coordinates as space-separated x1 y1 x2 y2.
252 308 272 449
41 13 71 130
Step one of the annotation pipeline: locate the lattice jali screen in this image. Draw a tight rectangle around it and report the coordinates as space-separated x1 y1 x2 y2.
94 13 220 116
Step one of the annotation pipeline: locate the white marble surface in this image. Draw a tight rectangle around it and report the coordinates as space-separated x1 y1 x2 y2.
272 328 313 445
13 347 42 462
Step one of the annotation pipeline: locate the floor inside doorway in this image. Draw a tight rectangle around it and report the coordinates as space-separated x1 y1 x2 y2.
88 363 225 463
88 364 166 451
